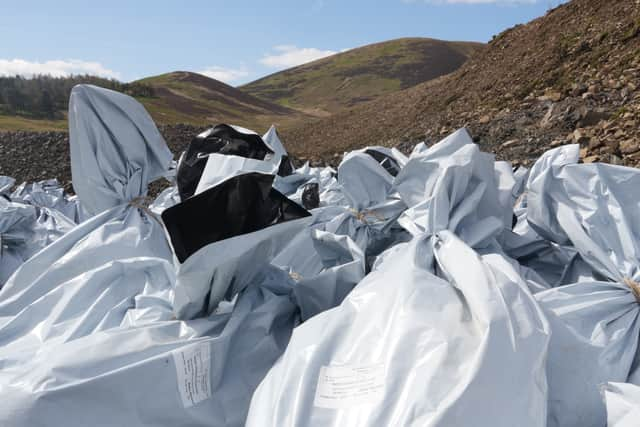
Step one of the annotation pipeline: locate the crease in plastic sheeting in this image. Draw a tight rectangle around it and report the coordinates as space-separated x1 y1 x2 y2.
0 266 301 427
603 382 640 427
413 128 474 159
338 152 397 210
525 144 581 245
394 133 505 248
272 228 366 321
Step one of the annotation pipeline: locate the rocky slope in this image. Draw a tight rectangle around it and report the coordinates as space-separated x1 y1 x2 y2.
281 0 640 168
0 125 207 190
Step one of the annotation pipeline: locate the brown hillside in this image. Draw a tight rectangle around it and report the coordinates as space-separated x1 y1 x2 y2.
282 0 640 168
135 71 305 130
156 71 292 115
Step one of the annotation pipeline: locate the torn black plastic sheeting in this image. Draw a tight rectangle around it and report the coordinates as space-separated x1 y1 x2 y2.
364 149 401 177
162 172 311 263
177 124 275 201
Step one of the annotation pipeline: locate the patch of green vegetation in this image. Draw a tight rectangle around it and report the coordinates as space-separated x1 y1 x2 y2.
612 106 628 120
138 99 203 124
515 77 542 99
623 20 640 41
557 32 582 57
0 114 67 131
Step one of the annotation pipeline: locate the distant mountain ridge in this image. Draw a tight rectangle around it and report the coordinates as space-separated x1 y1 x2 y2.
242 37 483 116
133 71 304 131
0 36 482 132
0 71 307 132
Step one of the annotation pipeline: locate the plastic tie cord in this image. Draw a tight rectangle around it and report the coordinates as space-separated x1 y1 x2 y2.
128 196 162 225
349 208 385 224
289 271 303 282
623 277 640 303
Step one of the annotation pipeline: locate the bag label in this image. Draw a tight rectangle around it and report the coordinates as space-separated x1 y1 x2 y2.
314 363 385 409
173 342 211 408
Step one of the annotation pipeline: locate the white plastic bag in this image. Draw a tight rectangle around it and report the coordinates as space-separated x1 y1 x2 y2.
526 144 640 427
247 231 549 427
394 128 506 248
0 84 173 365
0 265 298 427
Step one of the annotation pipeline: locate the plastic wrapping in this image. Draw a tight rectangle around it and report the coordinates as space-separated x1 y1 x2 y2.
4 85 640 427
0 267 299 427
394 128 506 248
247 231 549 427
525 145 640 427
0 84 173 396
0 179 82 286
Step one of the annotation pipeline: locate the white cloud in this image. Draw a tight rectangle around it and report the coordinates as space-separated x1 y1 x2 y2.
260 45 338 68
0 59 120 79
405 0 537 3
197 66 250 84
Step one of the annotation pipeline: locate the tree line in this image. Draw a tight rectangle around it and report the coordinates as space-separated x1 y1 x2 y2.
0 75 155 119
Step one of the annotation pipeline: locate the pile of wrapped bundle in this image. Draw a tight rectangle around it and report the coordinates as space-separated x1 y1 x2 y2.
0 84 638 427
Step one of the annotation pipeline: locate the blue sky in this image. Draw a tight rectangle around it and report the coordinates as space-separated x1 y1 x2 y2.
0 0 566 86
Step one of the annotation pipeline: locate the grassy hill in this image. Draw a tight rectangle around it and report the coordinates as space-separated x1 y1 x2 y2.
134 71 305 130
241 38 483 116
0 71 306 132
0 115 67 131
281 0 640 169
0 37 481 133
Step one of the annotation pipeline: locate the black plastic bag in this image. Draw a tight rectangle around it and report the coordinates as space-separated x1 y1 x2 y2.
301 183 320 210
177 125 275 201
163 173 310 263
364 148 401 177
